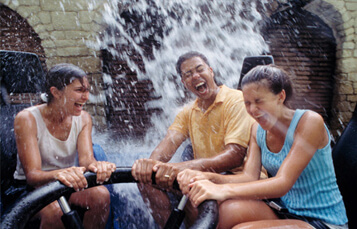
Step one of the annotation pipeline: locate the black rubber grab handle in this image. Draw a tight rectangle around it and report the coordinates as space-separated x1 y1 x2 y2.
1 167 218 229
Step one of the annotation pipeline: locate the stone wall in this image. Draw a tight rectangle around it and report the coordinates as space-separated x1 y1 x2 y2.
262 4 337 125
263 0 357 138
0 0 109 129
1 0 357 137
305 0 357 137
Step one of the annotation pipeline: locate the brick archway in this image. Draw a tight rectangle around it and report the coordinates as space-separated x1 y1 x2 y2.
0 3 47 72
262 6 336 124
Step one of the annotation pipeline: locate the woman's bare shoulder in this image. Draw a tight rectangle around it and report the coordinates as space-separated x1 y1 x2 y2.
14 107 38 135
296 110 327 144
79 110 92 125
15 108 35 123
301 110 324 126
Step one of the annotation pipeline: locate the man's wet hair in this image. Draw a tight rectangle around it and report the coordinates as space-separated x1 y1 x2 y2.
241 64 294 104
176 51 210 77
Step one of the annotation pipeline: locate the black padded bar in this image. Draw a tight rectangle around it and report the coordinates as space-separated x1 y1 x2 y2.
1 167 218 229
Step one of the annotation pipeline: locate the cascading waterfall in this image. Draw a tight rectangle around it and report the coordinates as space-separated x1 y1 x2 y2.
90 1 269 227
92 0 269 153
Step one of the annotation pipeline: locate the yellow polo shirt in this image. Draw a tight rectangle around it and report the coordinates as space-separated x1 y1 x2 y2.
169 85 255 159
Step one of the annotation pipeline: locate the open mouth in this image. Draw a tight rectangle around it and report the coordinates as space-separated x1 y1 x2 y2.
256 114 271 128
195 82 207 93
75 102 85 108
254 114 263 119
254 113 266 123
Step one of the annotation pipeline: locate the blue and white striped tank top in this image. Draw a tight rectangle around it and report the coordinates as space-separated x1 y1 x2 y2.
257 109 348 225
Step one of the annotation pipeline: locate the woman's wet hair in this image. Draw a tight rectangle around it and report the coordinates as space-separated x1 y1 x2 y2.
176 51 210 77
241 65 293 104
44 63 87 103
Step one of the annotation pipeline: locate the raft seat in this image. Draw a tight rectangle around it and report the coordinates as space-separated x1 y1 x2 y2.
0 50 45 213
0 50 115 228
332 104 357 228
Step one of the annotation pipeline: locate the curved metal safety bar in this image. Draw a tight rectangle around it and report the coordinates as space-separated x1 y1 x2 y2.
1 167 218 229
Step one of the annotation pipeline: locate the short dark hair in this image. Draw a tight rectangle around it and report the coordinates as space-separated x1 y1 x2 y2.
176 51 210 77
45 63 87 103
241 65 293 104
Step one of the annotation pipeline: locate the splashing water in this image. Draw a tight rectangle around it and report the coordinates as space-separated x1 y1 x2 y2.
91 0 269 153
89 1 269 227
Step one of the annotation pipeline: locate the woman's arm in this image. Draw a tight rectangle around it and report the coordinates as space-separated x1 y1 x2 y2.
178 123 262 193
77 111 116 184
187 111 328 206
168 122 259 188
77 111 96 167
14 110 87 190
15 110 47 187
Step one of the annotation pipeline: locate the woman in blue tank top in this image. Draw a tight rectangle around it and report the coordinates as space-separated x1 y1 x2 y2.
177 65 348 228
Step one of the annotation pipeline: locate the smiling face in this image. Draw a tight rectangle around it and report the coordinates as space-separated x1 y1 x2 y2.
242 81 285 131
180 56 218 103
56 77 90 116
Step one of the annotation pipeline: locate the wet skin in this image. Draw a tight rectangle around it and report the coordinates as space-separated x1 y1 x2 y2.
180 56 219 111
14 77 116 229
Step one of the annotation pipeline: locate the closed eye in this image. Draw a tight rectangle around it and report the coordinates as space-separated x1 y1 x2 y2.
76 87 89 92
182 71 192 79
196 66 205 73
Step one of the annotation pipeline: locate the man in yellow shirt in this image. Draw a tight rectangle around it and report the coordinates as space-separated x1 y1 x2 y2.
131 51 255 227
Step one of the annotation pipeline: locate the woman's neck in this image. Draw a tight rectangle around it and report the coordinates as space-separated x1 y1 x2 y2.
269 108 295 137
41 103 69 124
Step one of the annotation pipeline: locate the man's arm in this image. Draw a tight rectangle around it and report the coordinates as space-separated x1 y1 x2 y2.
131 130 186 184
152 143 246 188
150 130 187 162
172 143 246 173
178 123 261 194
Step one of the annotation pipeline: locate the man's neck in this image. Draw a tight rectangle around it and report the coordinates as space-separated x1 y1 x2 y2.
198 86 220 111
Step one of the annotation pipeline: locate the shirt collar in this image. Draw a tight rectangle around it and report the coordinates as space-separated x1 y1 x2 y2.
192 85 227 111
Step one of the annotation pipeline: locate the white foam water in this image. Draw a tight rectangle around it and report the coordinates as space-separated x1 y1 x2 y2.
90 1 269 227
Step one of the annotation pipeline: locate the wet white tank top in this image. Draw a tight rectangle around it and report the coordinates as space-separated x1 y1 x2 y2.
14 106 83 180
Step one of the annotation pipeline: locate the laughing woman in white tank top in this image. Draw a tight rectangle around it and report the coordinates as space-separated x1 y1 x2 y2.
14 63 116 229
